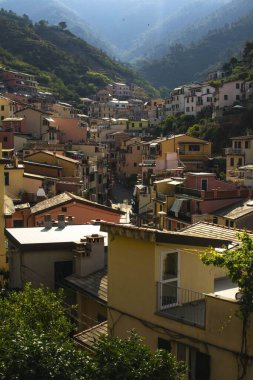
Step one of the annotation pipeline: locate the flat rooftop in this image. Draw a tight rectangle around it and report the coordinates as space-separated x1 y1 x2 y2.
5 224 108 247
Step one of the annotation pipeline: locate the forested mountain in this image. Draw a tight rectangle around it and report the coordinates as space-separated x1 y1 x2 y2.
128 0 253 61
139 11 253 90
0 10 156 100
0 0 228 59
0 0 116 55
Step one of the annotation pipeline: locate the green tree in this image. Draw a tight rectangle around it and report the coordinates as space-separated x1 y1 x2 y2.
88 330 186 380
58 21 67 30
0 283 86 380
0 284 186 380
201 232 253 380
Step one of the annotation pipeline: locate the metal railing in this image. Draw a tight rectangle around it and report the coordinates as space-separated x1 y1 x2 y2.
175 186 201 198
225 148 245 155
157 282 206 328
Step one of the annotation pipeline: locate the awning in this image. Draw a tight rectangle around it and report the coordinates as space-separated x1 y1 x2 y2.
170 199 184 213
167 180 182 186
43 117 55 122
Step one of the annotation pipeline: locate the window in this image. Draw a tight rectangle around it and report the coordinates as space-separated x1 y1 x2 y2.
225 220 229 227
61 206 67 212
177 343 187 362
213 217 218 224
4 172 9 186
13 220 24 227
1 105 4 111
230 157 234 167
224 95 228 100
238 158 243 166
245 141 249 149
189 145 200 151
201 179 208 191
230 221 234 227
3 136 8 142
54 261 73 289
236 83 240 89
157 338 171 351
236 95 240 101
134 163 137 167
97 313 107 323
176 343 211 380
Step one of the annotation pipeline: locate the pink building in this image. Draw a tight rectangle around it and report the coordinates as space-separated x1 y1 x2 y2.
52 117 88 143
165 172 251 231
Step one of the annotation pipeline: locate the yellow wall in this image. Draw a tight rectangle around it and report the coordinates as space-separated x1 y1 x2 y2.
77 293 107 331
159 135 211 160
26 152 79 177
4 167 24 198
0 97 15 126
126 120 149 132
107 230 252 380
0 144 7 269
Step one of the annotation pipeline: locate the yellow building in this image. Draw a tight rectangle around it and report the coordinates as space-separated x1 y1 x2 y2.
0 144 8 269
52 102 75 118
126 119 149 133
225 135 253 184
24 150 81 178
142 134 211 172
101 221 253 380
117 139 143 178
0 96 16 126
4 162 24 199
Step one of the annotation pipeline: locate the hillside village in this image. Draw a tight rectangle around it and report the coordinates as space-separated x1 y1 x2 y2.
1 48 253 379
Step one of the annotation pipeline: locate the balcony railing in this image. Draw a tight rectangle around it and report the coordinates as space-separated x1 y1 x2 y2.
157 282 206 328
225 148 245 155
175 186 201 198
179 150 207 156
140 160 156 167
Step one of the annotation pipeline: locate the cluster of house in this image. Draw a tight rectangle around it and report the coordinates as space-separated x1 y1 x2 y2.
1 66 253 379
165 71 253 118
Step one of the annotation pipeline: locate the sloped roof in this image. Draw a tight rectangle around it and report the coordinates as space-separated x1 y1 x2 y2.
74 321 107 349
179 221 253 245
211 200 253 220
25 150 79 164
66 269 107 303
31 192 124 215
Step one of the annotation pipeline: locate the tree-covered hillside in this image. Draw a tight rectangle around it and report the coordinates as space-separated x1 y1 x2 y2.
0 9 157 100
130 0 253 62
139 10 253 90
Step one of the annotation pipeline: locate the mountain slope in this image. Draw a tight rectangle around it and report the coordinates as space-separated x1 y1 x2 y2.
0 0 228 59
139 11 253 89
0 10 153 99
0 0 116 55
128 0 253 61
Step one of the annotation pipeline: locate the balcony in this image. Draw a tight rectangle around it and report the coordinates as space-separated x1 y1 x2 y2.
156 282 206 328
225 148 245 155
175 186 201 198
139 159 156 167
167 211 191 222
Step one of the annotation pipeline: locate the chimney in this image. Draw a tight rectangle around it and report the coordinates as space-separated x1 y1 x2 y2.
74 234 105 277
57 214 65 229
66 215 75 225
44 214 52 229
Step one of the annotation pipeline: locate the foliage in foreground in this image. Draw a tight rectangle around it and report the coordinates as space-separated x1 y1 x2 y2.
0 284 185 380
201 231 253 380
